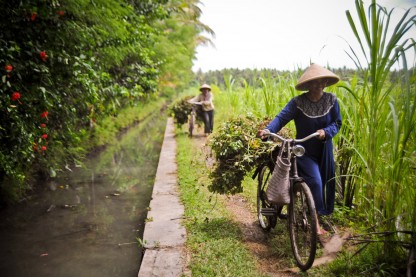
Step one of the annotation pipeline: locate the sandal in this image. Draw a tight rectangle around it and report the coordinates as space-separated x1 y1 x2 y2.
318 230 332 245
319 215 336 233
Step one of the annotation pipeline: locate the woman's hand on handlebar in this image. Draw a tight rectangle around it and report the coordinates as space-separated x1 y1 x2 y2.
187 100 202 105
257 129 270 140
316 129 325 140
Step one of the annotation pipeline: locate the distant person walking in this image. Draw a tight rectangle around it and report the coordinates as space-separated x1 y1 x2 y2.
188 84 215 136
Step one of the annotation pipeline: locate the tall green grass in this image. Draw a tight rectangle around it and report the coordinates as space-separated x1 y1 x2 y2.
215 73 294 122
343 0 416 233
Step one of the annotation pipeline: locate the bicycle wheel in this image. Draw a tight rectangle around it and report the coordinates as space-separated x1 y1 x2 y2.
257 164 277 231
289 181 317 271
188 113 195 137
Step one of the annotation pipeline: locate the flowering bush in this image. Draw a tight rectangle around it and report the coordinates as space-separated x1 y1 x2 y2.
0 0 200 204
31 11 37 21
39 51 47 62
0 0 115 202
11 92 21 101
40 111 48 119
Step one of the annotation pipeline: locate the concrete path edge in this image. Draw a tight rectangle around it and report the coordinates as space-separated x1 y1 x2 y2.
138 118 187 277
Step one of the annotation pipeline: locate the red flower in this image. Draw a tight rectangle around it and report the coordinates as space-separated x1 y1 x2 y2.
5 65 13 72
41 146 47 151
57 10 65 16
40 111 49 118
40 123 47 128
11 92 21 101
31 12 37 21
41 134 48 139
40 51 48 62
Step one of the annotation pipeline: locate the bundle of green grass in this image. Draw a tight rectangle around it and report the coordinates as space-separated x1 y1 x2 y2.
168 96 194 127
208 114 293 194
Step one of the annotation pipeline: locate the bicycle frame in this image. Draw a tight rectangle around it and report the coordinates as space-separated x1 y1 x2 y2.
188 102 202 137
256 130 320 271
263 130 319 182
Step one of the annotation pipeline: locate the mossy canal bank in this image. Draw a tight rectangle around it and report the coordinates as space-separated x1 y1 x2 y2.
0 109 167 277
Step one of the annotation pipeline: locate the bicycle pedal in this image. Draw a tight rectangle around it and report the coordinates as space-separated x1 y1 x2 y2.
261 208 277 216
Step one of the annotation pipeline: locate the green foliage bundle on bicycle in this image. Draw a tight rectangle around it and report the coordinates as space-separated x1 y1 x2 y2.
168 95 203 127
168 96 193 126
208 114 293 195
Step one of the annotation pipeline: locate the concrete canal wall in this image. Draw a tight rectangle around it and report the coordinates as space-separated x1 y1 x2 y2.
138 118 187 277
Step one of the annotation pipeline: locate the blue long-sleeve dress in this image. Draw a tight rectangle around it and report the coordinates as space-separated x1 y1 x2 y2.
266 92 342 216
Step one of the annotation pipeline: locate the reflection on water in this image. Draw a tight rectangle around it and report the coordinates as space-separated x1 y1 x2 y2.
0 113 166 277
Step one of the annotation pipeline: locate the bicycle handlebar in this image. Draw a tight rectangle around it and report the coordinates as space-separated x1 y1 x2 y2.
262 129 320 143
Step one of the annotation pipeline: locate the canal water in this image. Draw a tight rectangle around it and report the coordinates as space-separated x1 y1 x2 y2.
0 112 167 277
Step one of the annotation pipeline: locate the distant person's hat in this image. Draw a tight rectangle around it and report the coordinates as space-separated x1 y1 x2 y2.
199 84 211 91
295 64 340 91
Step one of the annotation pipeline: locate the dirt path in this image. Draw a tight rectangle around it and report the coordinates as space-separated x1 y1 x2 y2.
224 194 297 276
194 134 347 276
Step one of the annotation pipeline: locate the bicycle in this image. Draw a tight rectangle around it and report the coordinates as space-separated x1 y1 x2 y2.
252 130 319 271
188 102 202 137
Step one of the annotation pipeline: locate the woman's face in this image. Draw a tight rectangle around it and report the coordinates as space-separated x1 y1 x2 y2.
308 78 327 93
201 89 210 94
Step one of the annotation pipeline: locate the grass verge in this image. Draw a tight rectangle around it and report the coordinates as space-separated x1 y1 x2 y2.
176 130 267 276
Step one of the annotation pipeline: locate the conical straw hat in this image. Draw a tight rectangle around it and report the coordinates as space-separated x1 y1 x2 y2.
199 83 211 91
295 64 340 91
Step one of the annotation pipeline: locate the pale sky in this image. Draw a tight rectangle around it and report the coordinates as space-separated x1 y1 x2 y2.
192 0 416 72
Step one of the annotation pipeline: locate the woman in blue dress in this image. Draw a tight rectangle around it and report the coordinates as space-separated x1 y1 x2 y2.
258 63 342 235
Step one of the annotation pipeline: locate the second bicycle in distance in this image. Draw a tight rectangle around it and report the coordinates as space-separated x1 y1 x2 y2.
187 102 203 137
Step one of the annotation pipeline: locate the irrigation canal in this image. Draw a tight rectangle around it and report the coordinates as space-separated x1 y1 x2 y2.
0 112 167 276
